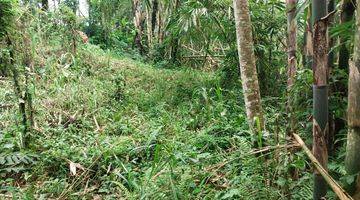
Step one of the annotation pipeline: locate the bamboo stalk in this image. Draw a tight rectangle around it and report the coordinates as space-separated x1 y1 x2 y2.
293 133 353 200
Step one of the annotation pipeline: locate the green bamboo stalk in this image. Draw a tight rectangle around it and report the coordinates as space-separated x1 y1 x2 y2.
312 0 329 199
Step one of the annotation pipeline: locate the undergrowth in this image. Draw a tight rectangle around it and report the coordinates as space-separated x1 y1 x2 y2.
0 5 349 200
0 41 318 199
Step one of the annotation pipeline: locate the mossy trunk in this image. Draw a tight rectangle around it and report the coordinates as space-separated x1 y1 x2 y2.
7 37 28 148
312 0 329 199
346 2 360 196
233 0 264 132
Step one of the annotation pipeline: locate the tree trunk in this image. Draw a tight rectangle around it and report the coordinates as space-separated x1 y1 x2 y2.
312 0 329 199
233 0 264 132
286 0 297 133
151 0 158 36
305 5 313 69
133 0 144 54
170 0 181 64
345 1 360 196
6 36 28 148
339 0 356 71
285 2 299 195
286 0 297 88
146 5 152 48
327 0 337 157
157 2 166 44
328 0 336 72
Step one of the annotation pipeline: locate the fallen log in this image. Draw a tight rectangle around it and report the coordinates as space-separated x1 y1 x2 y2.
293 133 353 200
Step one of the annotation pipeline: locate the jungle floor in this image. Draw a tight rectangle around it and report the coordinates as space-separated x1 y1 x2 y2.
0 44 312 199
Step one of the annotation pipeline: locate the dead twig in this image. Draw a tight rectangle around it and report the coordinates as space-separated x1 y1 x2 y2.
58 155 102 199
93 115 102 133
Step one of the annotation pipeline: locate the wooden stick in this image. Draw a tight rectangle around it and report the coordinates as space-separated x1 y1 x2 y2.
182 55 226 58
293 133 354 200
93 115 100 132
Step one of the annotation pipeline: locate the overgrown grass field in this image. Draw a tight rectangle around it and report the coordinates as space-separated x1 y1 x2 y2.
0 41 320 199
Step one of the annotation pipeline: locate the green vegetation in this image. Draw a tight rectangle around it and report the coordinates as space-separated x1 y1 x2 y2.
0 0 359 199
0 38 290 199
0 33 294 199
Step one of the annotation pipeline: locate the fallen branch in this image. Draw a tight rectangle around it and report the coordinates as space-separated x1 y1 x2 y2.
0 104 13 109
248 143 300 156
292 133 353 200
182 55 226 58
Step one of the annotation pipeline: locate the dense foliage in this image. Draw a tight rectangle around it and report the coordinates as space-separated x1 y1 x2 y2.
0 0 358 199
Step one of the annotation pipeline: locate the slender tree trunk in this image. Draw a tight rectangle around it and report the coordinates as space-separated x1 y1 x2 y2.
144 0 159 54
339 0 356 71
157 2 166 44
146 5 152 48
327 0 337 156
6 36 28 148
170 0 181 64
23 32 34 130
305 6 314 69
151 0 158 36
133 0 144 54
328 0 336 72
312 0 329 199
233 0 264 132
286 3 299 195
286 0 297 133
72 29 77 55
345 1 360 197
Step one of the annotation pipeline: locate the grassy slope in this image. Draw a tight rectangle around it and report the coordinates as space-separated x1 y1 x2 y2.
0 44 311 199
